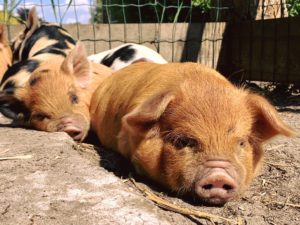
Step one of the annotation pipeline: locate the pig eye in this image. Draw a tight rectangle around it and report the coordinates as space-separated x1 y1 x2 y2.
69 92 79 104
238 139 248 148
32 113 50 121
167 135 198 150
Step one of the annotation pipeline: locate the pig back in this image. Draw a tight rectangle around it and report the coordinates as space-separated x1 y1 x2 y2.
90 62 231 155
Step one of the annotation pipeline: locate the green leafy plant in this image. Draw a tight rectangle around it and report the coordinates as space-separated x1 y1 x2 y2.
60 0 73 23
93 0 213 24
2 0 22 23
50 0 73 23
287 0 300 16
191 0 211 12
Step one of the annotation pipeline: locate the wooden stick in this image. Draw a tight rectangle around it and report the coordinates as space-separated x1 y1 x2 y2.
269 201 300 209
130 178 243 225
267 144 285 151
267 162 296 168
0 148 10 155
0 155 32 161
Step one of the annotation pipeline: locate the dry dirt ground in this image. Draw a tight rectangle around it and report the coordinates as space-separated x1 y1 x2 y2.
0 97 299 225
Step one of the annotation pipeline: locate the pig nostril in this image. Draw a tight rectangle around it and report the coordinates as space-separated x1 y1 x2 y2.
202 184 213 190
202 183 235 191
223 184 233 191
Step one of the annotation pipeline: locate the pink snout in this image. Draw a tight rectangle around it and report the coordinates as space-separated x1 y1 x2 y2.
57 117 86 141
195 161 238 205
62 126 85 141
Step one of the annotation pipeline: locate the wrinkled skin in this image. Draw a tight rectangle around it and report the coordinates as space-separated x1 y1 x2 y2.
90 62 295 205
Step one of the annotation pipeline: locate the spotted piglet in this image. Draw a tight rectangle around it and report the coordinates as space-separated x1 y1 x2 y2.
90 62 295 205
88 43 167 71
0 7 78 122
0 43 112 141
11 7 76 63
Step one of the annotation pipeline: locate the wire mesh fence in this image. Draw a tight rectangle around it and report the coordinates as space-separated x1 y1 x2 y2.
0 1 227 24
0 0 299 84
1 1 296 24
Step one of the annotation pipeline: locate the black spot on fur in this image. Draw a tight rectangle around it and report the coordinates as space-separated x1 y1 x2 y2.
0 97 30 121
2 81 16 94
12 43 21 61
32 44 67 57
68 91 79 104
1 60 40 86
101 45 135 67
11 26 30 62
20 25 76 60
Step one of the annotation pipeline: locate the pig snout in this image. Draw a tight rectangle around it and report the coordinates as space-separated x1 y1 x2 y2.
62 125 84 141
56 116 87 141
195 161 238 206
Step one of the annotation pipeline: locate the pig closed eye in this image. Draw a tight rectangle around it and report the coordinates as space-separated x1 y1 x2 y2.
69 92 79 104
167 136 198 150
32 113 50 121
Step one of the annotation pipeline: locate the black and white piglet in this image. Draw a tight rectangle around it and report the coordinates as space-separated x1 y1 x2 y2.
88 43 167 71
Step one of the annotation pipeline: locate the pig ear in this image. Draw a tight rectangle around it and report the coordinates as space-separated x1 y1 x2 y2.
248 93 296 141
60 42 91 88
25 7 40 38
123 92 175 135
